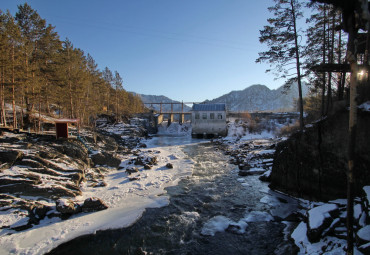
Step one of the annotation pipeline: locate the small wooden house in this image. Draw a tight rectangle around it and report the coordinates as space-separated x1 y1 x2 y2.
55 119 79 139
191 103 227 138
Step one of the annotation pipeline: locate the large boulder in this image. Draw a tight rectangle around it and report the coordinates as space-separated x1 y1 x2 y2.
306 204 338 243
91 152 121 168
0 150 24 167
81 197 108 212
56 199 82 214
270 109 370 201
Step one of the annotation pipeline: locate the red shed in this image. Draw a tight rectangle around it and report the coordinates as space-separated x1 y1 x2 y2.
55 119 79 139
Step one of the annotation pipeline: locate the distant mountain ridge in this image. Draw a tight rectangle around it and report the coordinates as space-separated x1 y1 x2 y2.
138 82 309 112
138 94 192 112
204 82 309 112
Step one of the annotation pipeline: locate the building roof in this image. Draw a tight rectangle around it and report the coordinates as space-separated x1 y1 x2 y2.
55 118 79 123
192 103 226 111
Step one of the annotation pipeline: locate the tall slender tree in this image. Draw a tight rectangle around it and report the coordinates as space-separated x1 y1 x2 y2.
15 3 48 127
102 67 113 113
256 0 305 131
113 71 123 121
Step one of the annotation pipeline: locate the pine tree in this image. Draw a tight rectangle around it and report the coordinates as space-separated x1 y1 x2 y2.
0 11 7 126
113 71 123 121
256 0 305 131
2 11 23 128
102 67 113 113
15 3 48 125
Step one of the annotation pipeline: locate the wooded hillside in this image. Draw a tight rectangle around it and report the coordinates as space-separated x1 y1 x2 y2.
0 3 145 130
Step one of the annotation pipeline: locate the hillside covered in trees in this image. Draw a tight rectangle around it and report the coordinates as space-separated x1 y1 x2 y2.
0 3 145 130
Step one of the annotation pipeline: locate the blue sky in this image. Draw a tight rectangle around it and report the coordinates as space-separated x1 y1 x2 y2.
2 0 286 102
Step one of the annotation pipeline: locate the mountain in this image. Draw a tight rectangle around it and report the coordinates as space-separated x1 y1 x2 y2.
138 94 192 112
204 82 309 112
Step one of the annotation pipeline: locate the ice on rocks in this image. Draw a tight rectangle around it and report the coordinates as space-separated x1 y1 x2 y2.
358 225 370 242
201 216 232 236
308 203 337 229
359 101 370 112
364 186 370 204
244 211 273 222
201 215 248 236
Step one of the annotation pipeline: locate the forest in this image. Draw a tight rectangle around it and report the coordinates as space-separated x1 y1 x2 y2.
0 3 145 130
257 0 369 130
1 1 369 131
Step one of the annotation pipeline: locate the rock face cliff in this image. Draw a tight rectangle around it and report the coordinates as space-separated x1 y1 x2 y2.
270 107 370 201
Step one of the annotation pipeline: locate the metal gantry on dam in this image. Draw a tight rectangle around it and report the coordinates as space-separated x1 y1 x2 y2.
144 102 198 124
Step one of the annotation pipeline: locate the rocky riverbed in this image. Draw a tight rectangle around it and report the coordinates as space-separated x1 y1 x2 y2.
214 135 370 254
0 121 154 233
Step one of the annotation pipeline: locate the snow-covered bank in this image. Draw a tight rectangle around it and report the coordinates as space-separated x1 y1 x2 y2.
0 136 196 255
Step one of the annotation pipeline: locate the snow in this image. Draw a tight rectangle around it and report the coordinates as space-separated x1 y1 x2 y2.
225 122 276 141
200 216 248 236
308 204 338 229
354 204 363 220
358 225 370 242
0 136 196 255
364 186 370 204
291 222 349 255
359 101 370 112
201 216 232 236
244 211 273 222
157 122 192 136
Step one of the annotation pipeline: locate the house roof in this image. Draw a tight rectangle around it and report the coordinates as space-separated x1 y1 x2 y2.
55 118 79 124
192 103 226 111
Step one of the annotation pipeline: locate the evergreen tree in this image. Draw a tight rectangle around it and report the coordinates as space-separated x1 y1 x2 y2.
256 0 305 131
1 11 23 128
102 67 113 113
15 3 47 114
113 71 123 120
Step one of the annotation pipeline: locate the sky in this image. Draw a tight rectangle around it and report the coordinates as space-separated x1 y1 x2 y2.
2 0 287 102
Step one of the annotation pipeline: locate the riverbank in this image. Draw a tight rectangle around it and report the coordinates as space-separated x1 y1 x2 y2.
0 123 195 254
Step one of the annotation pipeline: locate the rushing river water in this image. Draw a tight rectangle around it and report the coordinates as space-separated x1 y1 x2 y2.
48 136 299 255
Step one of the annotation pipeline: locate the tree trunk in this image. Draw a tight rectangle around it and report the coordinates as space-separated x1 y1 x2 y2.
321 4 327 116
291 0 304 131
337 25 345 100
0 66 7 127
12 45 17 129
346 13 358 255
326 13 335 115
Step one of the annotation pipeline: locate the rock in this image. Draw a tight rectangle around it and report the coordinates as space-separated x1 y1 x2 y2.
259 170 272 182
28 202 52 224
0 150 24 166
358 242 370 255
238 170 249 176
81 197 108 212
357 225 370 245
134 155 158 166
144 164 152 170
138 143 147 148
62 141 88 162
307 204 338 243
166 163 173 169
93 181 107 187
56 199 82 215
91 152 121 168
67 170 85 185
126 167 139 174
129 177 140 181
238 164 250 170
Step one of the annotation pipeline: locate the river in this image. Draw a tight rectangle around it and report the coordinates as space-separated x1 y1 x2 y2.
47 135 299 255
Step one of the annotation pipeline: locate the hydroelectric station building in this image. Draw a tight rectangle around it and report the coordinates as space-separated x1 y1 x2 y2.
191 103 227 138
